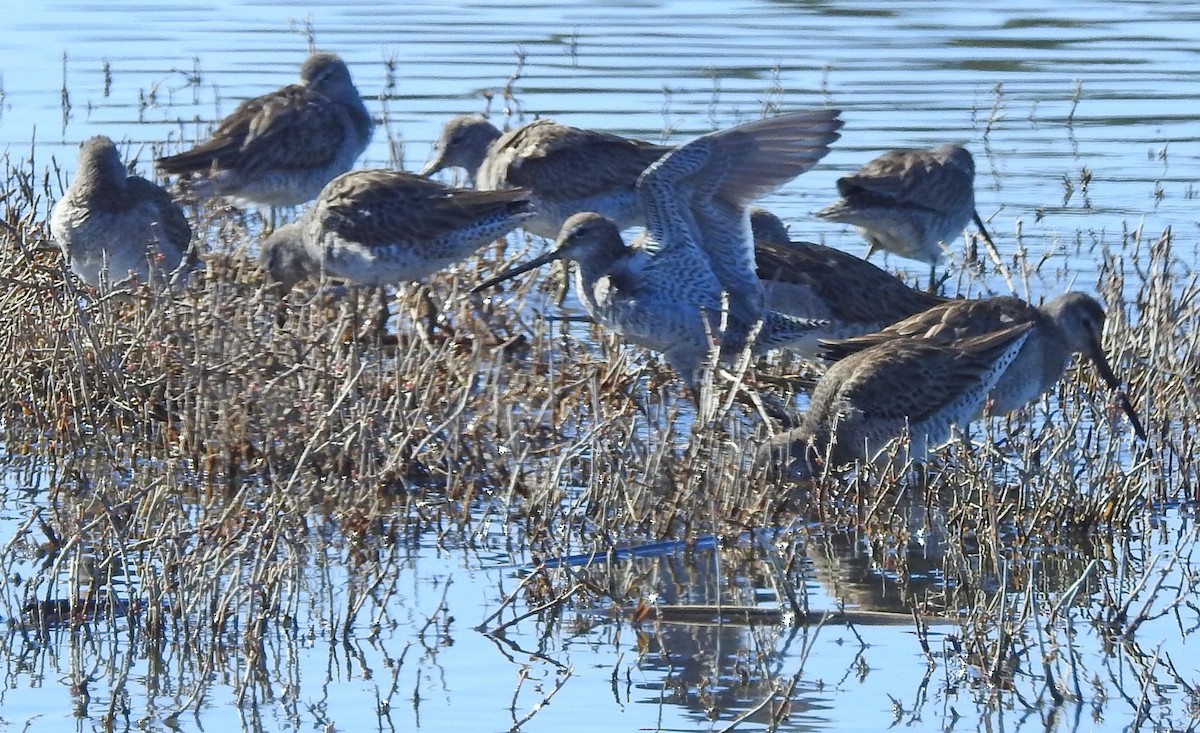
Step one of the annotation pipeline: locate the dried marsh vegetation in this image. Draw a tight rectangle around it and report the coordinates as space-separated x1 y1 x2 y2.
0 129 1196 730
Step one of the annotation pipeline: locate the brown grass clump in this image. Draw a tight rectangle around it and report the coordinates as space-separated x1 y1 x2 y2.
0 127 1196 727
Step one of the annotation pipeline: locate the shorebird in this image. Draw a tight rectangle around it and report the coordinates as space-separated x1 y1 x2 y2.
761 323 1033 477
157 52 373 207
815 144 992 286
259 169 533 288
819 293 1146 439
472 110 844 393
750 207 945 355
421 115 672 238
51 136 194 289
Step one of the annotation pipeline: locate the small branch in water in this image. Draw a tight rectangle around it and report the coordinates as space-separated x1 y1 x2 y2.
509 665 573 732
1066 79 1083 127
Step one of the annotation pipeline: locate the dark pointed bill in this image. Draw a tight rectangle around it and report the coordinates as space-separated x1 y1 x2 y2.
418 158 442 178
472 250 564 293
1088 342 1147 441
972 209 997 251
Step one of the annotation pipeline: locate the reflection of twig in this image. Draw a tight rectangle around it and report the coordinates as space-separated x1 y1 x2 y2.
1104 553 1189 637
475 568 545 632
717 612 833 733
754 531 805 623
1030 569 1066 705
483 628 570 672
415 575 453 647
609 651 625 709
1049 559 1097 702
491 583 583 636
1157 651 1199 701
374 641 412 717
911 608 933 661
716 667 796 733
1129 644 1162 730
509 665 573 732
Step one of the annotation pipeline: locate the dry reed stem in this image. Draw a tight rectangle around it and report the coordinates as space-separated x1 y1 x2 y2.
0 95 1194 723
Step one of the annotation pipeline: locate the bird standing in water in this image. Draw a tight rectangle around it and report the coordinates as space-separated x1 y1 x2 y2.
157 52 373 208
422 115 672 238
259 169 533 289
819 292 1146 439
761 323 1034 477
473 110 844 395
815 144 993 289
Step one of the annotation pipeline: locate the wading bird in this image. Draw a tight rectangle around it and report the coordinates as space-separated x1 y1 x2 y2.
815 144 993 287
259 169 533 289
761 323 1033 477
422 115 672 238
157 52 373 207
819 292 1146 439
749 207 946 355
473 110 844 394
52 136 193 289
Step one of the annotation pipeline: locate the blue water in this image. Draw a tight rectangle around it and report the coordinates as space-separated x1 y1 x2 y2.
3 0 1195 294
0 1 1196 731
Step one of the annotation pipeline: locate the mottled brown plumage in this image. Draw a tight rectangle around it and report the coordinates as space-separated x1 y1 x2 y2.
763 323 1033 476
819 292 1145 438
423 115 671 237
260 169 532 288
816 144 992 283
749 208 945 354
157 52 373 207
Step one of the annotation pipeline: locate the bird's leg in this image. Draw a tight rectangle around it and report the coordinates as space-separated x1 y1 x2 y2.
371 285 391 340
927 261 945 295
418 285 447 340
332 284 364 359
267 206 279 232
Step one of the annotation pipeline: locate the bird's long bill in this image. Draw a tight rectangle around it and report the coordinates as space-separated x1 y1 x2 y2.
1089 344 1148 441
418 157 442 177
972 210 997 250
472 250 563 293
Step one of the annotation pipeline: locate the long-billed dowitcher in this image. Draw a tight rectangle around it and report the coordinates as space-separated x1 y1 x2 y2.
815 144 993 286
472 110 844 393
51 136 194 289
750 207 945 355
260 169 533 288
157 52 373 207
762 323 1033 477
422 115 672 238
819 293 1146 438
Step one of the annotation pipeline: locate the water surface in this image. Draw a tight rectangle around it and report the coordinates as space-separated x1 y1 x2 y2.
0 1 1196 731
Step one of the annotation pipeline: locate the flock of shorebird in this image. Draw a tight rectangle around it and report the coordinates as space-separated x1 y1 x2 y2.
47 51 1145 479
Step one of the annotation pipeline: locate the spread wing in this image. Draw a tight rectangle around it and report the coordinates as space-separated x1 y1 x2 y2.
637 110 842 325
